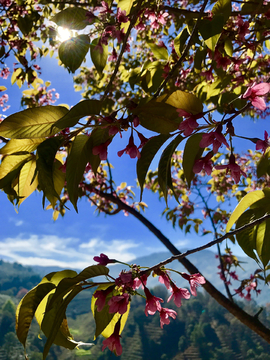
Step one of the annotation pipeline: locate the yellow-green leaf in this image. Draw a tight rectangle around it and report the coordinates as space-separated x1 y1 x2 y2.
226 190 265 232
0 138 45 155
157 90 203 115
14 158 38 205
0 106 68 139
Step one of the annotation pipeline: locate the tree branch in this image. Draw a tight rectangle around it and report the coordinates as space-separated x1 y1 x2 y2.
102 0 143 100
91 187 270 343
154 0 209 98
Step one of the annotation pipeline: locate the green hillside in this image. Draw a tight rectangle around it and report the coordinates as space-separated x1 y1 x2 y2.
0 260 270 359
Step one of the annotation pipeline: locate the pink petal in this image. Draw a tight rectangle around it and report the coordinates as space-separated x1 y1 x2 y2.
251 97 267 111
252 83 270 96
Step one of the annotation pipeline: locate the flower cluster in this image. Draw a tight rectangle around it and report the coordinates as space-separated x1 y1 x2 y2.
93 254 205 356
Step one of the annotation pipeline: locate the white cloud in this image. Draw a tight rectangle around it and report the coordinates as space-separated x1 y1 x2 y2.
8 218 24 227
0 234 140 269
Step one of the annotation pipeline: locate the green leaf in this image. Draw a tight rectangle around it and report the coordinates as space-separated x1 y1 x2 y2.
51 7 89 30
91 284 116 339
182 133 204 186
101 302 130 338
66 135 93 211
90 38 108 75
0 154 32 182
226 190 265 232
42 286 84 360
199 16 224 50
54 99 102 130
147 42 168 60
236 209 260 263
48 265 109 310
158 134 184 203
15 158 39 206
137 134 171 200
17 15 33 35
212 0 231 23
157 90 203 114
59 34 90 73
0 106 68 139
174 27 189 57
0 138 45 155
16 282 56 347
36 137 64 207
257 151 270 178
133 101 181 134
117 0 134 15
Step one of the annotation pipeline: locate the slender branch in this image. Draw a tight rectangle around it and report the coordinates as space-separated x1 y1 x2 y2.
154 0 209 98
90 186 270 343
196 187 233 301
101 0 143 100
144 212 270 273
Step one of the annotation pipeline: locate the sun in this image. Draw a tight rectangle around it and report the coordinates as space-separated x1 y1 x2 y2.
56 26 73 42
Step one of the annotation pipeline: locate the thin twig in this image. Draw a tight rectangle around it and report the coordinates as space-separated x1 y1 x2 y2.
154 0 209 98
101 0 144 100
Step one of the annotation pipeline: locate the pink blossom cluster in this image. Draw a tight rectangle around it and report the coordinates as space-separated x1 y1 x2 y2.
93 254 205 356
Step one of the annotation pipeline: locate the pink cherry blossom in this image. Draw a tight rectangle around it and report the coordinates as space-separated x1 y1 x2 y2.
215 154 247 183
117 8 128 23
181 273 206 296
177 109 202 136
167 284 190 307
93 253 115 265
133 274 148 289
102 321 122 356
159 307 177 329
117 135 140 159
108 293 129 314
256 131 269 153
158 272 171 290
200 128 229 153
193 152 213 176
144 287 163 316
93 286 114 312
243 82 270 111
92 139 112 160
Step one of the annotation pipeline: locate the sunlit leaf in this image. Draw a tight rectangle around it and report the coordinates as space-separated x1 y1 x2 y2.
158 134 184 203
16 282 56 347
54 99 102 130
36 137 64 207
133 101 180 134
0 106 68 139
0 138 45 155
137 134 171 200
117 0 134 15
226 190 265 232
59 34 90 73
157 90 203 115
51 7 89 30
14 158 39 206
90 38 108 75
174 27 189 57
147 42 168 60
48 265 109 309
182 133 204 186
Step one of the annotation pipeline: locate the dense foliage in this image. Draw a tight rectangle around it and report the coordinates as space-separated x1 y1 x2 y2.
2 0 270 358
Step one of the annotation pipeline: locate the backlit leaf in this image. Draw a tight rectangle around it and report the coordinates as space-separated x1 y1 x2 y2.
59 34 90 73
157 90 203 115
226 190 265 232
199 16 224 50
117 0 134 15
0 106 68 139
158 134 184 203
54 99 102 130
147 42 168 60
0 154 32 182
14 158 39 206
16 282 56 347
137 134 171 200
133 101 181 134
90 38 108 75
49 265 109 309
51 7 89 30
0 138 45 155
174 27 189 57
36 137 64 207
182 133 204 186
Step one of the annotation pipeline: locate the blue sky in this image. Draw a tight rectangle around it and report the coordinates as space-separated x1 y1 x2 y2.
0 43 268 270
